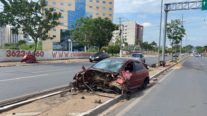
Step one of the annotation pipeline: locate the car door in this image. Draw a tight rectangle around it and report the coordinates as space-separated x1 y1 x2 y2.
123 61 137 89
133 61 146 88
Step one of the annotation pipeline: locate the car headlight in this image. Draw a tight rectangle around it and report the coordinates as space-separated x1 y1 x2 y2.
96 56 99 58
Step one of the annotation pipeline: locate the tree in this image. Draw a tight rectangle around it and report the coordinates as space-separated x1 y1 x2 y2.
182 45 193 53
196 46 204 53
166 19 185 58
18 40 27 46
107 38 120 56
72 17 117 51
72 18 93 47
141 41 153 51
150 41 157 51
0 0 61 54
204 45 207 52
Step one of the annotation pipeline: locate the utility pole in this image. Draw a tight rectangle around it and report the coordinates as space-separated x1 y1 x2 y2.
161 4 169 66
119 17 123 57
180 15 184 55
158 0 164 65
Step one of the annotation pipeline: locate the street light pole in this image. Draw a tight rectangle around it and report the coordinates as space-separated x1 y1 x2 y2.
161 4 169 65
158 0 164 65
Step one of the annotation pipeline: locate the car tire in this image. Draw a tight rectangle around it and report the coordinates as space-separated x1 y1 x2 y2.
143 59 146 63
141 78 149 89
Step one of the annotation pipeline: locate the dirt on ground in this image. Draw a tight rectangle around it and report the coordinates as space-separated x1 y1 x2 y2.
1 91 117 116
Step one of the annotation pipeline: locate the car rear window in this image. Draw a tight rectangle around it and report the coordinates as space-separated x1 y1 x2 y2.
131 54 143 58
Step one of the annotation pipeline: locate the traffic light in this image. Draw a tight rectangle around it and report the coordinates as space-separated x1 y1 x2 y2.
202 0 207 10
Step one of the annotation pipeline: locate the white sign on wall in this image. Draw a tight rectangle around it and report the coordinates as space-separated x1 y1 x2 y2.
0 49 93 62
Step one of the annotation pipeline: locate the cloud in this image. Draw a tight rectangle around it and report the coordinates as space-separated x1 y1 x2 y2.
114 0 197 14
142 22 152 27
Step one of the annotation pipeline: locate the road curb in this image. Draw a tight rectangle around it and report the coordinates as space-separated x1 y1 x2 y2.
0 85 69 112
0 59 88 68
80 56 189 116
80 95 122 116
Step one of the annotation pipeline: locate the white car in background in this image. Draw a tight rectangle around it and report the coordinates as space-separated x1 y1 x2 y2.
131 53 146 63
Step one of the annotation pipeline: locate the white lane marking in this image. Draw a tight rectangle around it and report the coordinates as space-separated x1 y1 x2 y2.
115 69 176 116
31 69 69 74
0 74 49 82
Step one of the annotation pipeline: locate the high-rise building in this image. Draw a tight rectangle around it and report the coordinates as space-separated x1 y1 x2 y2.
0 25 33 48
44 0 114 51
0 26 20 47
112 21 144 46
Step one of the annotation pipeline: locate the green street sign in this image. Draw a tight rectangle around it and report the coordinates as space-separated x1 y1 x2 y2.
202 0 207 10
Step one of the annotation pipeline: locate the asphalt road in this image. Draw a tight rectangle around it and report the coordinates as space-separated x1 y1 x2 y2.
107 56 207 116
0 56 170 101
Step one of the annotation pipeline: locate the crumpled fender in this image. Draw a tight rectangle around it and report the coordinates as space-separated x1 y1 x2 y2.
116 71 132 85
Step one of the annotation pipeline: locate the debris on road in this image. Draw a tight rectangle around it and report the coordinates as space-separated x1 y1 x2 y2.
1 91 117 116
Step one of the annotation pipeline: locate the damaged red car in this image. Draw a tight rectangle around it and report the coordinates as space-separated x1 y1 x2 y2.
72 58 149 94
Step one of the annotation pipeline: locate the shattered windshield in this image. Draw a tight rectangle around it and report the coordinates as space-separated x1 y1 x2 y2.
92 59 125 72
132 54 143 58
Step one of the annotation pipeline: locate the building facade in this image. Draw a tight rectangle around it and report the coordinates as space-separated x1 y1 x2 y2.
0 26 20 47
0 26 33 48
44 0 114 51
112 21 144 46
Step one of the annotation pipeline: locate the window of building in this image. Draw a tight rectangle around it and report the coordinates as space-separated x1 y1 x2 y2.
89 6 93 8
96 6 99 9
102 1 106 4
96 0 100 3
96 13 99 16
68 3 72 6
60 2 64 6
60 9 64 12
60 23 64 26
109 2 113 4
103 13 106 16
89 0 93 2
102 7 106 10
109 14 112 16
52 2 56 5
109 8 112 10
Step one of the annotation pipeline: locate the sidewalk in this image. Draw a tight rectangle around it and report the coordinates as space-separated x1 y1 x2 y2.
0 59 89 67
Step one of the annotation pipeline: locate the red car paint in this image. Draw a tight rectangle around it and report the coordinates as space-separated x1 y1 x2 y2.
73 58 149 94
21 54 37 63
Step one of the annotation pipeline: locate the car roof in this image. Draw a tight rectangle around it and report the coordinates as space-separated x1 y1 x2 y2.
107 57 139 63
131 52 143 54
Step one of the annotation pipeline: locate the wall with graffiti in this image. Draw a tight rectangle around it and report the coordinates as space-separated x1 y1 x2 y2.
0 49 93 61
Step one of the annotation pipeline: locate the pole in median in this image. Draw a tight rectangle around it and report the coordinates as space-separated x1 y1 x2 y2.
161 4 169 66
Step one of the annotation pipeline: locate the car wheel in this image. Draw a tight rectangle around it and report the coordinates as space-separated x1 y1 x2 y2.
141 78 149 89
143 59 146 63
89 59 92 62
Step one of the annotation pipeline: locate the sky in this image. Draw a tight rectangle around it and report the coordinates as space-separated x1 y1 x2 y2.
0 0 206 47
114 0 207 47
